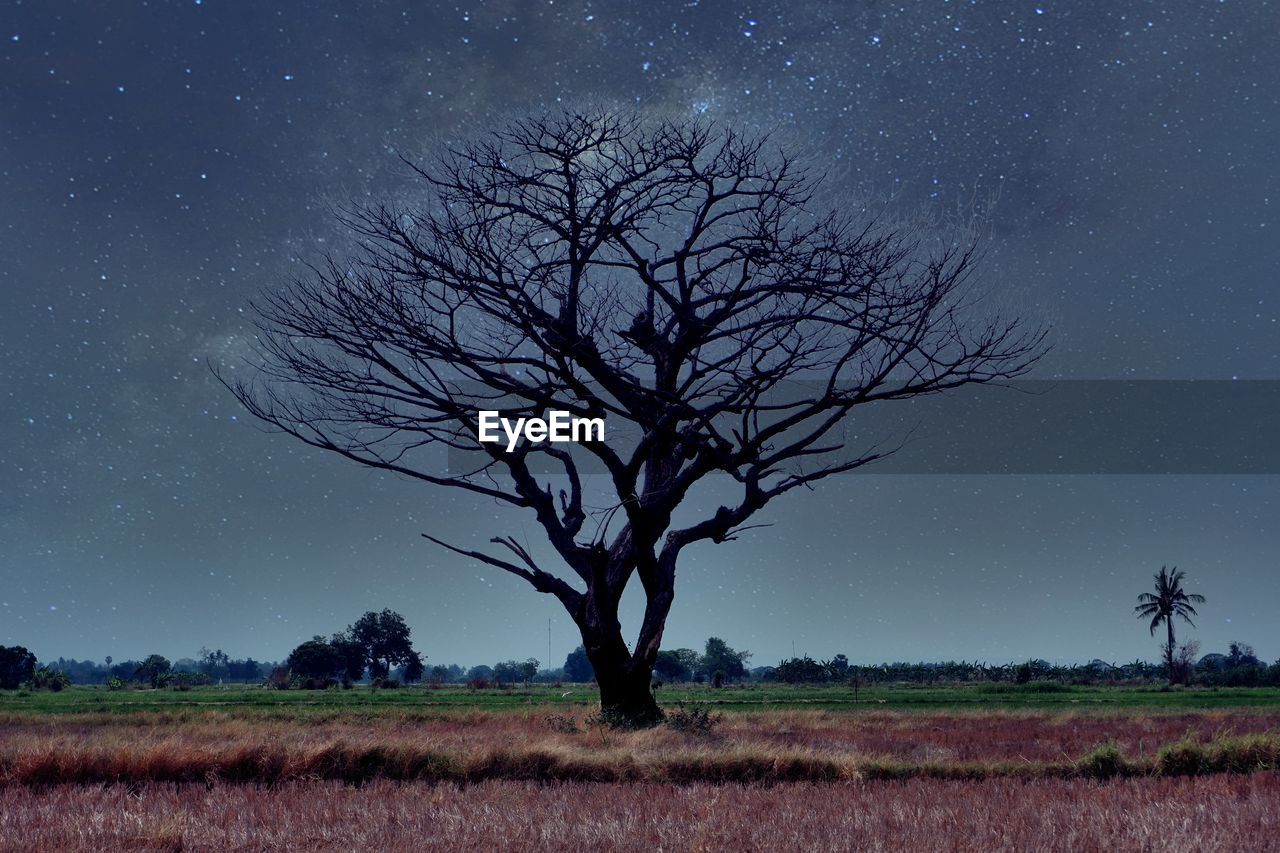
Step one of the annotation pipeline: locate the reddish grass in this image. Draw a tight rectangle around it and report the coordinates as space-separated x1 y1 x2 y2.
0 775 1277 851
0 709 1277 786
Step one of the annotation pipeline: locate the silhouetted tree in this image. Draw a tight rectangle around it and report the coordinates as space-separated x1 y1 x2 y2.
226 110 1044 723
26 666 71 691
401 650 426 683
286 637 342 683
823 654 850 680
775 655 828 683
134 655 172 688
492 659 539 685
466 665 494 682
701 637 750 684
0 646 37 690
348 610 419 679
228 658 263 682
1134 565 1205 684
654 648 700 683
329 633 369 683
519 658 540 683
1225 641 1260 669
563 645 595 682
198 647 230 679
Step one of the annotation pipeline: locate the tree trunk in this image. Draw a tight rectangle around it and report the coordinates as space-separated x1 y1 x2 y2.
595 661 662 725
1166 618 1177 685
581 622 663 726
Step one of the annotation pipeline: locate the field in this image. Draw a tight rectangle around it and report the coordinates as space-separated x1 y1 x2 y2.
3 683 1280 850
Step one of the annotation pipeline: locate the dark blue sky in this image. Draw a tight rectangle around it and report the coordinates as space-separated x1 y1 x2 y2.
2 1 1277 667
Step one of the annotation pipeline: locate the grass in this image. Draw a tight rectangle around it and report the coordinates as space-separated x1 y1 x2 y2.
2 684 1279 849
4 682 1280 717
2 775 1279 851
0 701 1278 786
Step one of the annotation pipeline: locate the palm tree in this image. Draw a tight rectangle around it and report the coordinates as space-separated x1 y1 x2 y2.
1134 566 1205 684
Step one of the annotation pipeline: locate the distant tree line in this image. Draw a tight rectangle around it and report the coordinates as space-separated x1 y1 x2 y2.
754 647 1280 687
4 619 1278 694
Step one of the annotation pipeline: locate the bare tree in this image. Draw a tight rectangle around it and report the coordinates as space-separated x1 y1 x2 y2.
224 110 1044 723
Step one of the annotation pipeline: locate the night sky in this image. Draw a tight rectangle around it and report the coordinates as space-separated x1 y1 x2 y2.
3 1 1277 668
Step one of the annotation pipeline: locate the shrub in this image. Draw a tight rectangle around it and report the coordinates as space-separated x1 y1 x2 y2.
544 714 582 734
1156 738 1207 776
587 707 664 732
371 677 401 689
25 667 71 692
467 677 492 690
266 667 292 690
170 672 212 691
1209 735 1280 774
1078 744 1128 780
664 706 720 736
106 676 127 691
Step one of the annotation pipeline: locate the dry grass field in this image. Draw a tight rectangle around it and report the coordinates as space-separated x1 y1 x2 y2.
1 775 1278 852
3 690 1280 850
1 707 1279 786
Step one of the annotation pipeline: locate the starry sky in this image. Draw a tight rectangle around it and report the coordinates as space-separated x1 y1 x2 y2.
2 0 1277 669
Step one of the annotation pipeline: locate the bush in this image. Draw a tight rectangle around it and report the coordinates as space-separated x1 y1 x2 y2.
467 677 492 690
1211 735 1280 773
170 672 212 691
266 667 292 690
371 677 401 689
1156 739 1207 776
587 707 664 732
106 676 127 691
544 714 582 734
664 706 720 735
1078 744 1128 780
25 667 71 692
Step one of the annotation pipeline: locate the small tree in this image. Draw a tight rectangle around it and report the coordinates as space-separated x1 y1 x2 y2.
823 654 850 680
466 665 494 682
700 637 750 683
229 658 263 682
348 610 419 679
563 646 595 682
197 647 230 680
26 666 71 692
775 656 828 684
0 646 37 690
329 633 369 683
286 638 342 683
654 649 700 683
134 655 172 688
1225 641 1260 669
519 658 540 684
402 650 426 683
492 660 524 685
1172 640 1200 686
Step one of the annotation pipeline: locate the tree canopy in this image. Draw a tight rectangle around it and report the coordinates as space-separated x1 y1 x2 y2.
227 109 1044 721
